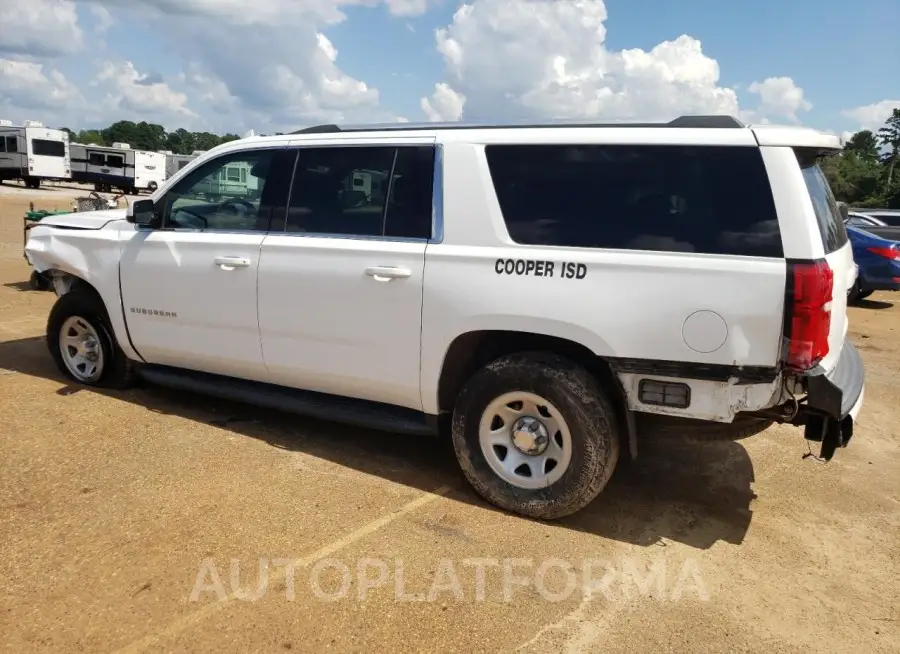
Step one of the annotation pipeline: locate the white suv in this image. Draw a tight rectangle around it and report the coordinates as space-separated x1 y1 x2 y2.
24 115 865 519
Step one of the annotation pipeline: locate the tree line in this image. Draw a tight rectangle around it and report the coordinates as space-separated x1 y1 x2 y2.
822 107 900 209
57 120 268 156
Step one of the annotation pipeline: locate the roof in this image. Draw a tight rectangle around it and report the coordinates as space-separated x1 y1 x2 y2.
216 114 843 152
291 115 746 134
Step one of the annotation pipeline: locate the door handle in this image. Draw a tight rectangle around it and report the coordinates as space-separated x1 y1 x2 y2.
365 266 412 282
214 256 251 270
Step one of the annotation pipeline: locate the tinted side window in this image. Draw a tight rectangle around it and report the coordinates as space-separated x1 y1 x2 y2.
6 137 17 153
485 144 783 258
872 214 900 227
88 152 105 166
160 149 292 231
384 146 434 239
286 146 396 237
798 154 849 254
106 154 125 169
31 139 65 157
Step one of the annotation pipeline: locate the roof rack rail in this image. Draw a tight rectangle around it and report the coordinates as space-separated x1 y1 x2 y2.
666 115 745 128
293 124 342 134
290 115 746 135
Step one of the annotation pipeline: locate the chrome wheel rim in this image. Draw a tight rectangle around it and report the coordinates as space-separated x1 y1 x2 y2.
59 316 104 383
478 391 573 489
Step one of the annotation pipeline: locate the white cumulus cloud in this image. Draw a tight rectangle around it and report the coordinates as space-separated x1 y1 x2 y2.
421 83 466 122
421 0 816 127
745 76 812 123
0 59 84 121
94 61 196 119
423 0 743 122
841 99 900 132
0 0 83 58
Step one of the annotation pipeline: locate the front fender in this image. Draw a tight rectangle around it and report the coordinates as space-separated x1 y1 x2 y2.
25 224 142 362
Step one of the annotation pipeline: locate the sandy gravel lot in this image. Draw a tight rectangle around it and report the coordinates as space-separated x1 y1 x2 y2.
1 189 898 653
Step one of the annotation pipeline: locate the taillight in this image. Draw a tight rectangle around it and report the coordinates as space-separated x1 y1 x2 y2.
866 246 900 260
783 259 833 371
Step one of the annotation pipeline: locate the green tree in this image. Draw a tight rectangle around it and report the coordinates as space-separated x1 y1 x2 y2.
877 107 900 189
75 129 104 145
843 130 880 162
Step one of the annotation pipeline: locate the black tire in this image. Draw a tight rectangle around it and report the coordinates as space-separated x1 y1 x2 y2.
848 279 869 305
636 413 773 442
46 289 135 389
451 352 621 520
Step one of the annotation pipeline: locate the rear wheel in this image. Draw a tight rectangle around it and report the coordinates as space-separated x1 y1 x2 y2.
46 289 135 388
450 352 620 520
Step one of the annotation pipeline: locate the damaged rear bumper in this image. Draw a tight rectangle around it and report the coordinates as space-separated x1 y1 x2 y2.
799 342 865 460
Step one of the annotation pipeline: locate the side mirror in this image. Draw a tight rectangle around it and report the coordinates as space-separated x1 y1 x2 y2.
837 201 849 222
127 198 158 227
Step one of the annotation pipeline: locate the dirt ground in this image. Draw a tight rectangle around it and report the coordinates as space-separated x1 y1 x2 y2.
0 188 898 654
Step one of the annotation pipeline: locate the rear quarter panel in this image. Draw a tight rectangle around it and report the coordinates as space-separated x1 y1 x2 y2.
419 141 788 415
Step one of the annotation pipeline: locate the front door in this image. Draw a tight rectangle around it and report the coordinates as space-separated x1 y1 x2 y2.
119 145 293 381
257 141 436 410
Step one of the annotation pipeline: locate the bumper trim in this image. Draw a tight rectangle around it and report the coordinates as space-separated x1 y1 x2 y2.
802 342 865 460
806 342 864 420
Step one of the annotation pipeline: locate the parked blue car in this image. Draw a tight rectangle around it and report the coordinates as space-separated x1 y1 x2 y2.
845 224 900 303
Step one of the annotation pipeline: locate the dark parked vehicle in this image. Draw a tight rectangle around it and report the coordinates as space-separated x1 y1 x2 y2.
845 211 900 241
844 224 900 303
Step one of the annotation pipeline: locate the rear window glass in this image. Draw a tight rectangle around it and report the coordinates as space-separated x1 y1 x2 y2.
798 156 849 254
31 139 65 157
484 144 783 258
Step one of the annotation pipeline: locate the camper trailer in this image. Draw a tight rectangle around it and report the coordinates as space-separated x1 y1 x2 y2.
164 152 198 180
0 120 71 188
70 143 166 194
192 158 260 201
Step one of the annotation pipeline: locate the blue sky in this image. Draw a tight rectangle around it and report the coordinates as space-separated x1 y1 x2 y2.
2 0 898 137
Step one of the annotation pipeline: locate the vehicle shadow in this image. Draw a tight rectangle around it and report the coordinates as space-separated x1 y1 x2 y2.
0 335 755 550
852 298 893 310
3 281 33 292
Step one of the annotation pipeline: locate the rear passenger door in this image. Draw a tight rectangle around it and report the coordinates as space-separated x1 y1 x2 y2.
257 138 436 411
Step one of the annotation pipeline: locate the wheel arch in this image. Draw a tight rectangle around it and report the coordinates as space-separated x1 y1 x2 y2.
435 330 637 459
42 270 143 363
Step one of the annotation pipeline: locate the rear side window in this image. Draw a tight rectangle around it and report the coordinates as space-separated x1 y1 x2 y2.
283 145 434 239
484 144 783 258
797 154 849 254
31 139 65 157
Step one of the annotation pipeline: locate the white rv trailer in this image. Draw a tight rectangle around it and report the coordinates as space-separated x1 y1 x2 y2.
0 120 71 188
192 159 261 200
164 152 198 180
70 143 166 194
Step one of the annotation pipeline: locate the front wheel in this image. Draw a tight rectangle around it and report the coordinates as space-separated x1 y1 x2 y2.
451 352 621 520
46 289 134 388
